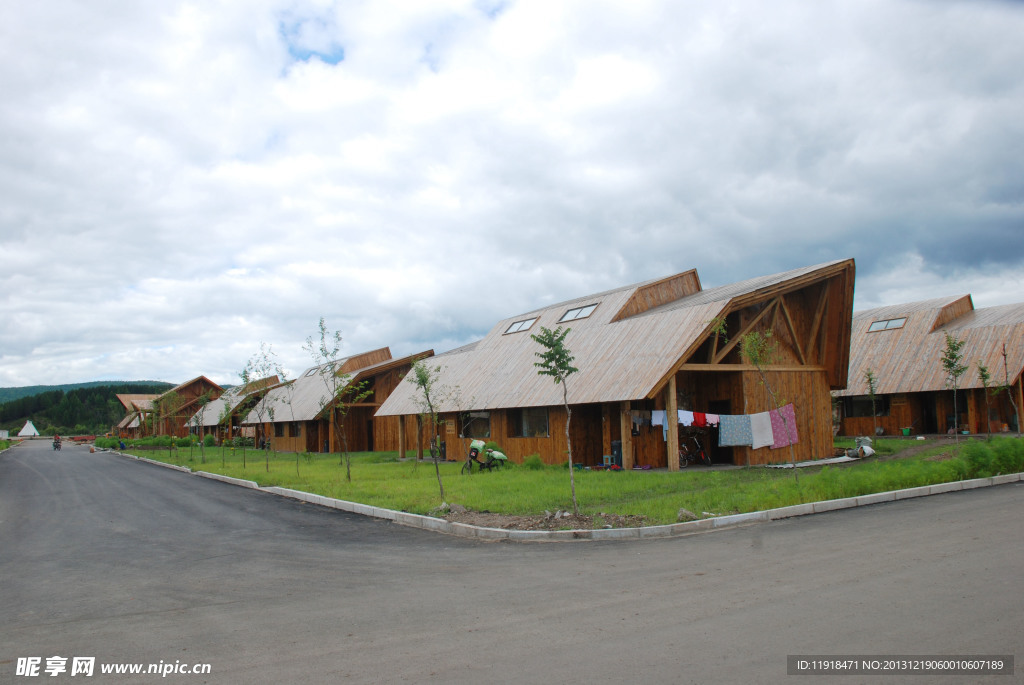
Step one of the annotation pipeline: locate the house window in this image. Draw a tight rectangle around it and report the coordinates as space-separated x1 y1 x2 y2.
458 411 491 438
274 423 285 438
291 422 302 437
505 318 537 334
867 317 907 332
305 368 319 377
843 395 890 418
509 407 549 438
559 304 597 322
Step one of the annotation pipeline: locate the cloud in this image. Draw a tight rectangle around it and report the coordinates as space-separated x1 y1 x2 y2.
1 0 1023 386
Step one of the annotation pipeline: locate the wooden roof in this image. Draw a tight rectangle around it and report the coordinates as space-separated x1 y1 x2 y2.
186 375 281 428
241 348 432 424
376 259 855 416
836 295 1024 396
116 394 158 412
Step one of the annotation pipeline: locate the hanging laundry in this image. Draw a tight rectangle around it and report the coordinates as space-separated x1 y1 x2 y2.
692 412 707 428
770 403 799 449
651 410 668 440
751 412 774 449
705 413 721 426
718 414 752 447
677 410 694 426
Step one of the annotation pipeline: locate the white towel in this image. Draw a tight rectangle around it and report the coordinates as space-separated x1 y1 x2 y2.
751 412 774 449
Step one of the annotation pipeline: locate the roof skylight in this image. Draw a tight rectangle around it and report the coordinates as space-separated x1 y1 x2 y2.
867 317 907 332
504 317 537 334
559 304 598 323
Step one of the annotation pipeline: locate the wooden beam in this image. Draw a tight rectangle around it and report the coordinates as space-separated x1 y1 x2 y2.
712 299 779 365
619 401 634 469
397 415 406 459
678 364 828 372
807 281 829 362
666 375 679 472
778 296 806 365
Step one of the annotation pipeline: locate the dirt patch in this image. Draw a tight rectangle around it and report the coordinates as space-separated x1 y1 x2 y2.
444 510 647 531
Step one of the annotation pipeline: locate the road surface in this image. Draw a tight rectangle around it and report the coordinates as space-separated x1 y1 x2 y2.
2 439 1021 684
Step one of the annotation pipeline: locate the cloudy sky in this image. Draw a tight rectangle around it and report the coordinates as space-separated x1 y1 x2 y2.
2 0 1023 388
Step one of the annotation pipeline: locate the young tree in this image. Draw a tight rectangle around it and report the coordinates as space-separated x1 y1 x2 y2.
531 325 580 516
977 360 993 439
304 318 371 482
192 390 214 463
864 368 879 438
997 343 1020 437
241 342 284 473
407 360 449 500
741 329 801 482
940 332 969 447
151 391 182 461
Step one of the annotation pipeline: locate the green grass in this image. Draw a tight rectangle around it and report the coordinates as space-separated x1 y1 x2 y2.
119 437 1024 526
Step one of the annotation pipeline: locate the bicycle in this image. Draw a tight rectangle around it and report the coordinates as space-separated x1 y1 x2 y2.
678 434 710 467
462 441 507 474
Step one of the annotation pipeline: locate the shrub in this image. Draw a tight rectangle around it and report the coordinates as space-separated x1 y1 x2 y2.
175 436 192 448
203 434 216 447
961 441 994 478
522 454 545 470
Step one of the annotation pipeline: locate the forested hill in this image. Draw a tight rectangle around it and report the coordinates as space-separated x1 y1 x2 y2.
0 382 174 435
0 380 171 405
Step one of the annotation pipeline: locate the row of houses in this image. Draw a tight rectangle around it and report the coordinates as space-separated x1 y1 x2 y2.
113 257 1024 468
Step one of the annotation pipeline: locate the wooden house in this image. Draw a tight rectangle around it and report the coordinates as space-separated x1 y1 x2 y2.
376 259 856 468
243 347 433 453
185 375 280 444
148 377 224 438
835 295 1024 437
114 394 157 439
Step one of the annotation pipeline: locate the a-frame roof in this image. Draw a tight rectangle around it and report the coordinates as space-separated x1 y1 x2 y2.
376 259 855 416
186 375 281 428
116 394 157 413
836 294 1024 396
242 348 432 424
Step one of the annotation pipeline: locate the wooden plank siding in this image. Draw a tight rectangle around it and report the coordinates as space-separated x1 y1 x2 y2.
837 295 1024 436
378 259 856 466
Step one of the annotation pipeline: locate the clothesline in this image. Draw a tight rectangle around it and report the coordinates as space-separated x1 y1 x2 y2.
648 405 799 450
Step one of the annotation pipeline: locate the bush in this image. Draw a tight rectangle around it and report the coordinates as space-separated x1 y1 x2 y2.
175 436 192 448
203 434 216 447
961 441 994 478
522 454 545 470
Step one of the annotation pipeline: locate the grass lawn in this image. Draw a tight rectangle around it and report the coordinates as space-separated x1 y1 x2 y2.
116 435 1024 527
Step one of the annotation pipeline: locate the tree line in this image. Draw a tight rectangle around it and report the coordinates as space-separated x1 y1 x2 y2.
0 383 172 435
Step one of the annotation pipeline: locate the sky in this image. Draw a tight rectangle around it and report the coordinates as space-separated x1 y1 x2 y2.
2 0 1023 388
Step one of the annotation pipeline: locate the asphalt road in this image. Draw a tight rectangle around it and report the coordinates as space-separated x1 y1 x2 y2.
2 439 1021 685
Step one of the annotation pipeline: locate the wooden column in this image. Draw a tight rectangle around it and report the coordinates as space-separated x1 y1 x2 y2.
601 404 613 458
416 415 424 459
666 374 679 472
1018 375 1024 435
619 401 634 469
397 415 406 459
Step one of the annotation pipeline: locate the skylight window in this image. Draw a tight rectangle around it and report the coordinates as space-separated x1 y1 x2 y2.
505 317 537 334
867 317 907 332
305 368 319 377
559 304 598 323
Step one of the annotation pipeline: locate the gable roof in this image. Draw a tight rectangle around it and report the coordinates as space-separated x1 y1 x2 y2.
116 394 157 412
377 259 855 416
186 375 281 428
241 348 432 425
836 295 1024 396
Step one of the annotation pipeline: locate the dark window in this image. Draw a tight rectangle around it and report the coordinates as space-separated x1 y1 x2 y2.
843 395 890 418
274 423 285 437
291 422 302 437
458 411 491 438
508 407 549 438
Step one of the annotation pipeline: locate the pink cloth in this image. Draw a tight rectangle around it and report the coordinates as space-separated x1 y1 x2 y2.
705 413 720 426
770 403 799 449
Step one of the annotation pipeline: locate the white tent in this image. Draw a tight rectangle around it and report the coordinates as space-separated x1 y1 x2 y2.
18 420 40 437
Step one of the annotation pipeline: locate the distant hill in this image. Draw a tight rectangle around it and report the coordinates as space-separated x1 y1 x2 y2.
0 381 176 435
0 381 173 405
